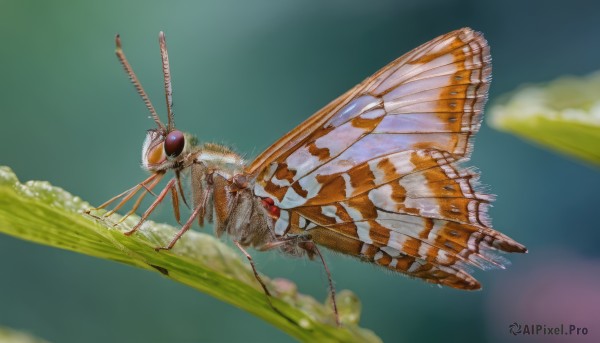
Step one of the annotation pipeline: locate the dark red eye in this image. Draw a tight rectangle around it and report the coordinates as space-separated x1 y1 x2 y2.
164 130 185 157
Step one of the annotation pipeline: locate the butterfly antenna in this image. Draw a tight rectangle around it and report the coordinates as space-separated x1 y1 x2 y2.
115 34 166 131
159 31 175 132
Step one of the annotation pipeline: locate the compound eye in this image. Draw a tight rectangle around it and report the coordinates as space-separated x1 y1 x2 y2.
164 130 185 157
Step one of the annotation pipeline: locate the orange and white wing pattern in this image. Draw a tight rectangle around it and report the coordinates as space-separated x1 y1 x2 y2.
249 28 526 290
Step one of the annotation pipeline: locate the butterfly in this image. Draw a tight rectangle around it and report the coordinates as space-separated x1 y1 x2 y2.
90 28 527 325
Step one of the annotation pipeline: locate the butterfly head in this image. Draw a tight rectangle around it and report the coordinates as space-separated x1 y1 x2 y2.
115 32 198 172
141 128 197 171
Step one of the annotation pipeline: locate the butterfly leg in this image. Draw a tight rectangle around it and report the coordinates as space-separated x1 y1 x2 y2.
300 241 340 326
155 184 211 251
259 236 340 326
85 172 164 217
169 184 182 225
115 173 163 225
233 240 272 297
174 170 190 209
124 178 176 236
154 201 203 251
103 173 164 216
233 240 296 325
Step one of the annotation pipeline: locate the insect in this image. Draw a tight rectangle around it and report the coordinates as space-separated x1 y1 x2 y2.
90 28 527 325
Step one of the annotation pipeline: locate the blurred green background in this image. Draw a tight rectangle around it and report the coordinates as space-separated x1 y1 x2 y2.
1 1 599 342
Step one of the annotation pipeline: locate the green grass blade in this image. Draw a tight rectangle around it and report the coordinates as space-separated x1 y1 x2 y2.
489 71 600 166
0 166 381 343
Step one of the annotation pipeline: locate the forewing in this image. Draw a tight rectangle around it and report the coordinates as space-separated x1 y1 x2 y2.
252 27 490 206
247 28 488 175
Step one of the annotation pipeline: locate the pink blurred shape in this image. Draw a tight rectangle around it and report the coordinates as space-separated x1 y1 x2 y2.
486 249 600 342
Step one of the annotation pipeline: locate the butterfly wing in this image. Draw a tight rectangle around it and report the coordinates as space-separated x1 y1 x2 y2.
248 28 526 289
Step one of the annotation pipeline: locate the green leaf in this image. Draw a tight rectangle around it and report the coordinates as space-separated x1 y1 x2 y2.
0 166 381 343
0 326 49 343
489 71 600 165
